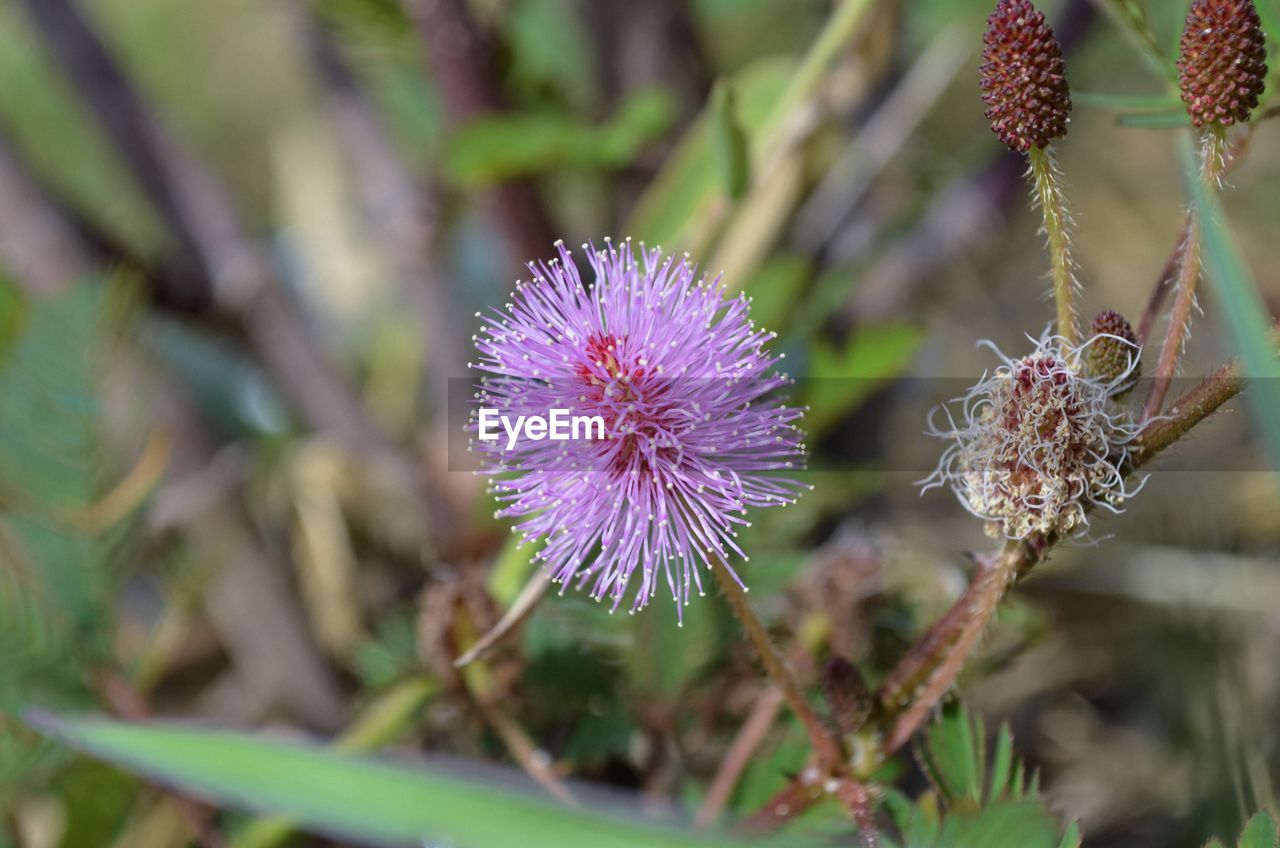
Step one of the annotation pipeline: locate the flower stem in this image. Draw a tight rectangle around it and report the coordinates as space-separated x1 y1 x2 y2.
1143 124 1229 421
1028 145 1078 347
1133 324 1280 465
711 558 844 772
1138 125 1253 345
880 542 1020 755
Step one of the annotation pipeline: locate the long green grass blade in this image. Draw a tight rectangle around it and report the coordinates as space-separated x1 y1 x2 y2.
30 713 804 848
1179 133 1280 468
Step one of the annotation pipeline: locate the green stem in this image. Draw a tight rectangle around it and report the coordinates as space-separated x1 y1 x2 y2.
1144 124 1230 421
711 559 844 772
753 0 875 166
1028 145 1078 347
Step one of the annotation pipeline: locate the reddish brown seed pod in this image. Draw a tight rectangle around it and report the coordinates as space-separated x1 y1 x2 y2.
980 0 1072 153
1177 0 1268 127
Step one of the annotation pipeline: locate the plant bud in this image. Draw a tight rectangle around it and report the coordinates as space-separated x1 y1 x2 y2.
980 0 1072 153
822 656 872 736
1085 310 1140 397
1177 0 1268 127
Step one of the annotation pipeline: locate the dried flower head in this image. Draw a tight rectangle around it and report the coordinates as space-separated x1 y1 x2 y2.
1084 309 1140 396
471 239 808 622
1177 0 1268 127
980 0 1072 153
922 330 1143 540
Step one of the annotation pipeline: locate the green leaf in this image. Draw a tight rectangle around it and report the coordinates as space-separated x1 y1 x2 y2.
486 533 538 606
709 80 749 200
1118 108 1191 129
802 324 924 437
626 57 794 247
733 719 811 814
883 787 941 847
1057 821 1082 848
1 283 126 800
0 277 25 367
739 254 810 335
988 724 1014 800
1237 812 1280 848
230 677 437 848
32 714 801 848
936 800 1060 848
1073 91 1183 111
1092 0 1173 82
919 702 984 809
443 88 674 187
1180 133 1280 468
1256 1 1280 69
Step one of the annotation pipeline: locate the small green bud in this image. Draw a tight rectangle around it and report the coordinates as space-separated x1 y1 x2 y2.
1085 310 1139 397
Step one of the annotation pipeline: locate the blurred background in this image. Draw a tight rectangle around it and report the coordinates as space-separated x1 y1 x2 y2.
0 0 1278 845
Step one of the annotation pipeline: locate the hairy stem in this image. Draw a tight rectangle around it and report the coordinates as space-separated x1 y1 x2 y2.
881 543 1020 755
711 559 844 772
1028 145 1078 346
863 334 1280 759
1133 323 1280 466
1143 124 1230 421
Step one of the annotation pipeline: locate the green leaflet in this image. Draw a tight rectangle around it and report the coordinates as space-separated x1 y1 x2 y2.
31 714 807 848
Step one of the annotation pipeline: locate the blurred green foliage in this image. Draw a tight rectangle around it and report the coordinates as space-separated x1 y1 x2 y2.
0 283 128 804
0 0 1276 845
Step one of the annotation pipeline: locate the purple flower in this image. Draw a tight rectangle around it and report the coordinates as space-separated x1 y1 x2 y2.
471 239 808 623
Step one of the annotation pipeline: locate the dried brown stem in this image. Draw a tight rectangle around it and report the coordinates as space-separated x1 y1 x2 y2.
0 129 95 296
874 566 984 715
1143 124 1229 421
455 602 579 808
1137 223 1190 346
402 0 558 263
694 685 785 828
711 559 844 773
1138 126 1253 346
17 0 394 456
737 770 827 835
881 544 1019 755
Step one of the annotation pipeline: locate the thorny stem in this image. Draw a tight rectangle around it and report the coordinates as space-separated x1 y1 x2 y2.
866 333 1280 762
1133 324 1280 465
1028 145 1078 347
736 342 1278 839
880 542 1020 755
1143 124 1230 421
1138 125 1253 344
711 558 845 773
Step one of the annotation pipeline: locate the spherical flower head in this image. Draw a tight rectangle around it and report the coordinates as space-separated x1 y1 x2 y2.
471 239 808 623
980 0 1072 153
922 330 1143 540
1178 0 1268 127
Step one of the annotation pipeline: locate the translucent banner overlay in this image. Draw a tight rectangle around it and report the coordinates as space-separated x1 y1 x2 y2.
444 376 1272 473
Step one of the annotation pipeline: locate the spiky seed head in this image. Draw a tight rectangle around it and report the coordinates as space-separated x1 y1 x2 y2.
922 332 1143 541
1177 0 1268 127
980 0 1072 153
1085 310 1140 397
